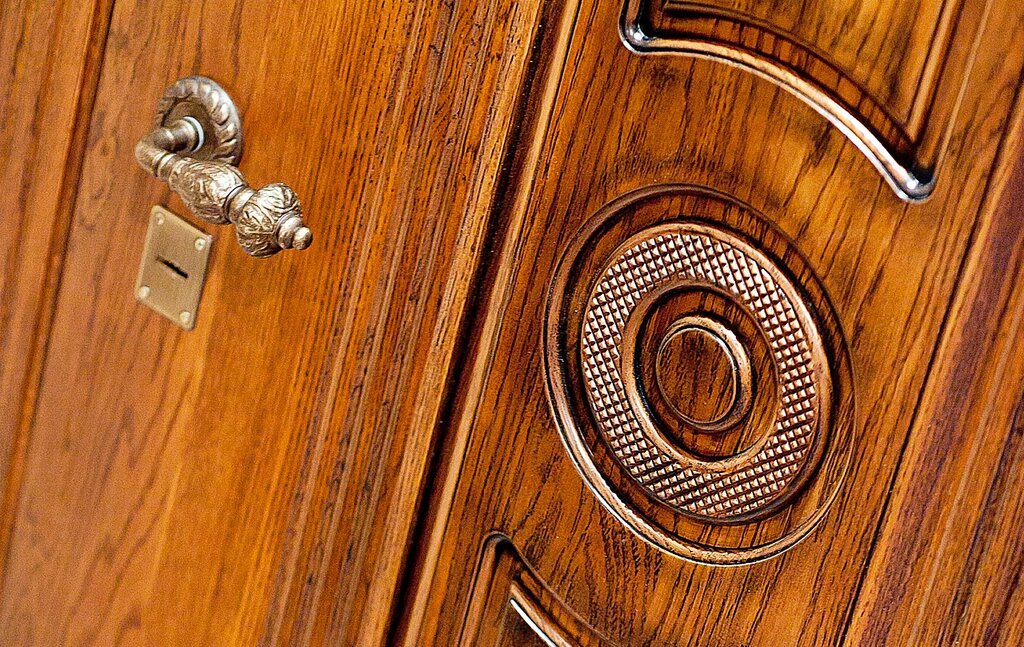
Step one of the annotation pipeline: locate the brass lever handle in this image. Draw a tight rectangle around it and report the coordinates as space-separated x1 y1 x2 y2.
134 76 312 258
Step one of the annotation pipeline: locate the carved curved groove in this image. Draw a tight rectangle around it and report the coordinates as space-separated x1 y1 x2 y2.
460 535 617 646
618 0 990 201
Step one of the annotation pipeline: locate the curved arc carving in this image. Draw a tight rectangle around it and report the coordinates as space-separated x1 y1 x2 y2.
461 535 618 647
619 0 989 202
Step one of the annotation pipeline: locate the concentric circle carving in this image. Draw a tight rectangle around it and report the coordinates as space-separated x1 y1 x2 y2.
653 315 750 430
582 222 827 520
546 185 853 564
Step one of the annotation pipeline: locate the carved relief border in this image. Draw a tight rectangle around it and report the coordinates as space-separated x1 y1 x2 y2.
621 0 993 200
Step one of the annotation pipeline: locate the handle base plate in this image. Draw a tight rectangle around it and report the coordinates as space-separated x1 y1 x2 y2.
156 76 243 165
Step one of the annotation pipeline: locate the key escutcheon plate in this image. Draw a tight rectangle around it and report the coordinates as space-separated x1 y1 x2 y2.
135 206 212 331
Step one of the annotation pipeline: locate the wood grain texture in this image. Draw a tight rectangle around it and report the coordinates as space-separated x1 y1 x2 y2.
399 0 1024 644
845 96 1024 647
628 0 993 198
0 0 544 644
5 0 1024 644
0 0 109 572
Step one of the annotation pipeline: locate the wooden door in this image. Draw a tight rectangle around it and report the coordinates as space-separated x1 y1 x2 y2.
4 0 1024 645
395 0 1024 645
0 0 543 644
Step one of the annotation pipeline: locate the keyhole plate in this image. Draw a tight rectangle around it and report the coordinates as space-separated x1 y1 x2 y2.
135 205 212 330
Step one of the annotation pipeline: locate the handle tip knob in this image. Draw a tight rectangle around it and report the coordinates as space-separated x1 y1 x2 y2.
291 226 313 250
274 208 312 252
232 184 312 257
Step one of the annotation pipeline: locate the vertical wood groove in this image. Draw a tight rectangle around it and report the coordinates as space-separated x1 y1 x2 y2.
837 68 1024 647
0 0 115 591
397 0 584 642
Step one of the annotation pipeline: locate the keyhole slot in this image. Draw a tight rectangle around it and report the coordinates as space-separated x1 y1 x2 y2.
157 256 189 280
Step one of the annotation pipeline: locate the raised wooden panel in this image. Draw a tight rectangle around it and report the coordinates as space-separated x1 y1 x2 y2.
5 0 1024 643
0 0 108 563
624 0 992 198
400 0 1024 643
648 0 949 119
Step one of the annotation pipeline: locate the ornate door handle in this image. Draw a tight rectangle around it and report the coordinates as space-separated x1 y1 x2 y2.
134 76 312 258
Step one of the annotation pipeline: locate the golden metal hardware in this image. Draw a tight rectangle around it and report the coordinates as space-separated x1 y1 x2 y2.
135 76 312 258
136 206 212 330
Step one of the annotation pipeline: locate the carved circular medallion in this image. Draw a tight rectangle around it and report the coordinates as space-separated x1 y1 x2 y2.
546 185 853 564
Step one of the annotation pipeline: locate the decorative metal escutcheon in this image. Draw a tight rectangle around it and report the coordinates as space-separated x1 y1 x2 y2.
136 206 212 330
134 76 312 258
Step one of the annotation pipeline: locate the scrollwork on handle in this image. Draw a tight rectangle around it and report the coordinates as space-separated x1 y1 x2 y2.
134 76 312 258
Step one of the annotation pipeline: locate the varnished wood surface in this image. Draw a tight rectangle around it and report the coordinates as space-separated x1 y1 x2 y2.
657 0 949 123
846 101 1024 646
630 0 992 198
399 0 1024 644
4 0 1024 644
0 0 544 644
0 0 110 571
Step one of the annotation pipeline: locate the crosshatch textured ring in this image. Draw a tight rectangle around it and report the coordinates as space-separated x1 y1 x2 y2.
582 222 828 520
545 185 854 564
